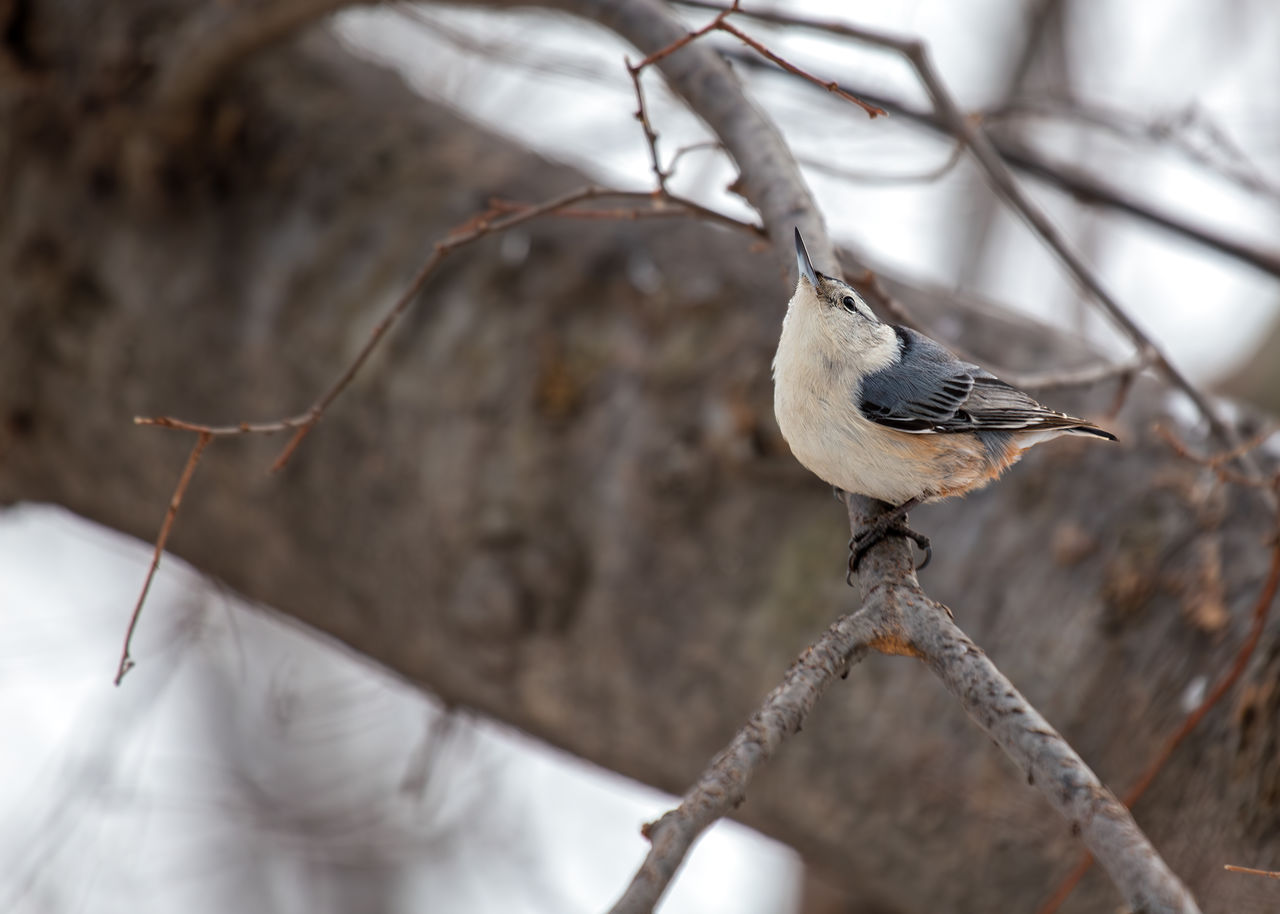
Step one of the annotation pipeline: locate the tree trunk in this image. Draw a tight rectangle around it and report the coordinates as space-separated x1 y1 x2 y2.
2 4 1276 912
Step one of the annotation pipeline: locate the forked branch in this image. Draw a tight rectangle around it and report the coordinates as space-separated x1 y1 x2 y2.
607 494 1201 914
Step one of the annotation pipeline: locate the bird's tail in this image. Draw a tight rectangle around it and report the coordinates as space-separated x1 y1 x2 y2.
1061 423 1117 441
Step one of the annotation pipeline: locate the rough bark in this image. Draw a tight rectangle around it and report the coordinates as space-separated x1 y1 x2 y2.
2 4 1278 913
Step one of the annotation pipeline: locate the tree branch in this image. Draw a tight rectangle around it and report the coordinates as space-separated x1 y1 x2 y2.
134 185 758 461
847 257 1154 396
522 0 839 273
842 499 1202 914
679 1 1280 281
552 4 1203 912
9 6 1275 909
607 610 885 914
607 491 1203 914
122 3 1220 908
114 431 211 685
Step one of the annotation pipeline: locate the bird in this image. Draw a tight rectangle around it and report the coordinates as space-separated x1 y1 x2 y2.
773 228 1116 578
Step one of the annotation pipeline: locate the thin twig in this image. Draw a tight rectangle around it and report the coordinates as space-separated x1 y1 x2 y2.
114 431 212 686
1155 424 1280 492
626 60 669 193
714 43 1280 281
713 21 884 118
135 415 305 436
127 182 763 682
136 187 764 457
537 0 837 269
847 260 1153 395
139 186 611 458
268 184 615 469
629 0 739 71
633 3 882 119
487 190 764 237
801 140 964 186
1004 351 1153 392
1224 865 1280 880
983 98 1280 202
665 140 722 175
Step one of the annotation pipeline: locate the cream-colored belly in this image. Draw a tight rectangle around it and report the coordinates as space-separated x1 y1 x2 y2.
774 383 1001 505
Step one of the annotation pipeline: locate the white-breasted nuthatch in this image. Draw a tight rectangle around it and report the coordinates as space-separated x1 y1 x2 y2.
773 229 1116 575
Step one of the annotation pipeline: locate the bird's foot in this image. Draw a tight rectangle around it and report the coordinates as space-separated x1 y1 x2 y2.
846 521 932 584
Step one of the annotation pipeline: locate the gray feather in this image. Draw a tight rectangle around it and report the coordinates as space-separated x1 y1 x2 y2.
859 327 977 430
859 326 1116 439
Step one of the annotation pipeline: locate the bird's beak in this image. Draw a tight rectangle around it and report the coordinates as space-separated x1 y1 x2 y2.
794 227 819 288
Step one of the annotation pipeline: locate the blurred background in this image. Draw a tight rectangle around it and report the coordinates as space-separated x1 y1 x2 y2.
3 1 1279 912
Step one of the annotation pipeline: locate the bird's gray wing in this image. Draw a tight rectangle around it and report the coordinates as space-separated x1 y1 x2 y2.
857 326 977 432
859 326 1113 436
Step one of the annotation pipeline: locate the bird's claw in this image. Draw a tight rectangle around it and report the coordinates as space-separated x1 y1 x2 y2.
846 524 932 584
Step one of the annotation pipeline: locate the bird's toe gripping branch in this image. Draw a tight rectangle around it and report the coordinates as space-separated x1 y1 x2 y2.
846 499 932 581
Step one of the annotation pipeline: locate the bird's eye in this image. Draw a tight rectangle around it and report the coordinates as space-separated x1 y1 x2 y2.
841 295 857 313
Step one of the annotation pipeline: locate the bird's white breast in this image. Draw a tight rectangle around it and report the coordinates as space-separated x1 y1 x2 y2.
772 296 982 505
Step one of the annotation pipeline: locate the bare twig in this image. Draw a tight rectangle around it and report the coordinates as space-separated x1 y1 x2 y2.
114 431 211 685
488 190 762 236
901 44 1228 434
713 20 884 118
983 97 1280 202
536 0 838 269
626 60 669 192
136 186 762 461
715 43 1280 281
628 0 738 70
665 140 722 175
135 415 305 436
139 186 611 458
1155 424 1280 493
847 259 1153 395
1008 351 1152 392
1224 865 1280 880
125 183 761 681
800 140 965 186
628 3 883 118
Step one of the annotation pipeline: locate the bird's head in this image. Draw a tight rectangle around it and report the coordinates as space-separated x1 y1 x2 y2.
790 228 893 357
